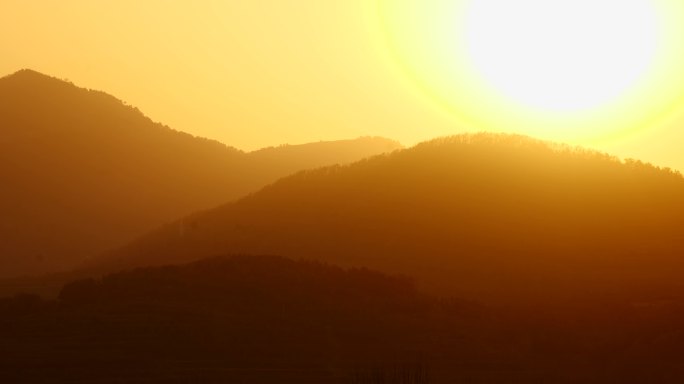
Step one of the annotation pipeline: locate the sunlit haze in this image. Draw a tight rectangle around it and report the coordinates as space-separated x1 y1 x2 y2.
3 0 684 170
6 2 684 382
379 0 684 167
465 0 658 112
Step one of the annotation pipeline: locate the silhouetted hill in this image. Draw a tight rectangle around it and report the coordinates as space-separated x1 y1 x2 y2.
91 133 684 305
0 256 453 382
3 255 684 383
0 69 400 278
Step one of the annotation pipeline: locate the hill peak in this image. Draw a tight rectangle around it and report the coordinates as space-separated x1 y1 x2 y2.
4 68 46 78
1 69 68 85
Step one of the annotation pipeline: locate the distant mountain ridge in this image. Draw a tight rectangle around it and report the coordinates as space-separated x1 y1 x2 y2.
0 69 401 278
88 133 684 305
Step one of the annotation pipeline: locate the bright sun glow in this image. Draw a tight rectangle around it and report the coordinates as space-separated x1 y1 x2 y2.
464 0 658 112
377 0 684 144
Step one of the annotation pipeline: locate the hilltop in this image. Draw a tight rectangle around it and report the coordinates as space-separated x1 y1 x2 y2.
0 70 400 278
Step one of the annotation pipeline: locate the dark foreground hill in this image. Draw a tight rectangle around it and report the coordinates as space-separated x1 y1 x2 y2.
92 133 684 305
2 255 684 383
0 69 400 278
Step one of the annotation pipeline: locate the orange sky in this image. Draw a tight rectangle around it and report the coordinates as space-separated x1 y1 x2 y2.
2 0 684 171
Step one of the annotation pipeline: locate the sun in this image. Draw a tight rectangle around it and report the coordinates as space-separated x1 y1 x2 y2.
464 0 657 112
375 0 684 144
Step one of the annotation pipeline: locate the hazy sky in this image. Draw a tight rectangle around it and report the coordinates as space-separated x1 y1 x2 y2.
2 0 684 171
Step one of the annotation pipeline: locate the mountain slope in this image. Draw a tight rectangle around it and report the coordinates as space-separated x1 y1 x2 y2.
0 69 400 278
93 134 684 304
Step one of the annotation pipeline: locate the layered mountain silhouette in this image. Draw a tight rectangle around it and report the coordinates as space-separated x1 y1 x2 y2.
87 134 684 305
5 69 684 382
0 69 400 278
3 255 684 383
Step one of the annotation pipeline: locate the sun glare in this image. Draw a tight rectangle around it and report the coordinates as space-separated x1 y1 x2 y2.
377 0 684 144
464 0 658 112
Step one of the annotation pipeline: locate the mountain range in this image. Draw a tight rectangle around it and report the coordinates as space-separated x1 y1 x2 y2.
4 69 684 382
0 69 400 278
88 134 684 305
